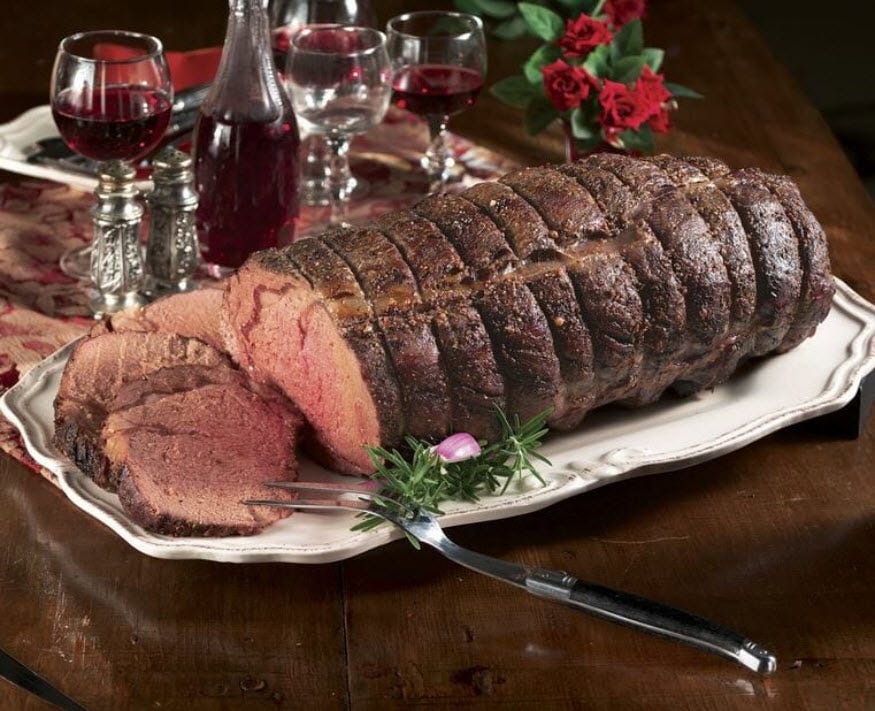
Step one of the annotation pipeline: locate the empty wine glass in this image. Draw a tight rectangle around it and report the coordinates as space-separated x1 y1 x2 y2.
285 26 390 230
269 0 377 206
386 12 486 193
50 30 173 278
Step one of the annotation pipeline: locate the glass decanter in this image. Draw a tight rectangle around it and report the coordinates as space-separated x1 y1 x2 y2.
193 0 301 274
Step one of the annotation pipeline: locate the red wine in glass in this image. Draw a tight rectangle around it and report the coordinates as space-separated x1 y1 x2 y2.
386 11 486 192
50 30 174 281
392 65 483 118
194 113 300 269
52 85 172 161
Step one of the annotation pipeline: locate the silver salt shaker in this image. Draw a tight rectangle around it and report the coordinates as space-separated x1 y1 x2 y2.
90 160 147 316
145 146 200 294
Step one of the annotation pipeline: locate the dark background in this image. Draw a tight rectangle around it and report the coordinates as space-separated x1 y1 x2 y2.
0 1 873 194
737 0 875 196
0 0 875 195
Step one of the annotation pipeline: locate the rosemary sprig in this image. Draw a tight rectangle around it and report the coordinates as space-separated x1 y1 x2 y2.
351 407 552 539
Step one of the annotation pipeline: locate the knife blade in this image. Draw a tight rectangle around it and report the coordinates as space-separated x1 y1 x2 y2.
0 646 87 710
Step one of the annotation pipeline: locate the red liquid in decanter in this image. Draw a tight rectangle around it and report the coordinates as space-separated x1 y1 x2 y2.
194 112 299 269
194 0 301 271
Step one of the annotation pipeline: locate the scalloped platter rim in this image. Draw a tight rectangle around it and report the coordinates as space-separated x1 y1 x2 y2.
2 278 874 564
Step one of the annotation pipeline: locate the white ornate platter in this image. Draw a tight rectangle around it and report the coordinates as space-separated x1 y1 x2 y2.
2 278 874 564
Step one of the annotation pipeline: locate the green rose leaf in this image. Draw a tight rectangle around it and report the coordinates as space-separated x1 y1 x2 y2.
664 82 704 99
618 125 655 152
641 47 664 72
453 0 483 15
556 0 592 12
525 95 560 135
491 15 528 39
582 44 610 77
490 75 540 108
611 18 644 59
470 0 517 19
570 132 605 155
570 104 596 139
612 55 646 84
518 3 565 42
523 43 562 84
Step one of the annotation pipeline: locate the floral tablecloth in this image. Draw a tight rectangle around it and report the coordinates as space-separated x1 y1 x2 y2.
0 110 519 481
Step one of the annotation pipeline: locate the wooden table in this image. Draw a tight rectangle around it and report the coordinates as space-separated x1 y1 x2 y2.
1 1 873 708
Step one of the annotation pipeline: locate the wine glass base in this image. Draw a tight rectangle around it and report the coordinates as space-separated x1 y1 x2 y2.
420 154 464 194
301 175 368 207
59 244 93 280
89 290 147 318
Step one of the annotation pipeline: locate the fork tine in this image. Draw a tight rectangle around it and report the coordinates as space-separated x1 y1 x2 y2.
243 497 373 512
263 481 379 497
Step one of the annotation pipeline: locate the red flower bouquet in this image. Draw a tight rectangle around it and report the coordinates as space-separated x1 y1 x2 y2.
487 0 700 155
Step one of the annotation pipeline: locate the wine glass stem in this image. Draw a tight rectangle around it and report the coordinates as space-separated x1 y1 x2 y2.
424 114 452 193
326 133 352 227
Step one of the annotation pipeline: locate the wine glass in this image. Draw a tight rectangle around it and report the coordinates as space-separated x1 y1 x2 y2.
386 12 486 193
269 0 377 206
50 30 173 278
285 26 390 230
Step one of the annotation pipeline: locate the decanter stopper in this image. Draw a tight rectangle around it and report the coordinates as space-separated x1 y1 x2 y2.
90 160 146 316
146 146 200 293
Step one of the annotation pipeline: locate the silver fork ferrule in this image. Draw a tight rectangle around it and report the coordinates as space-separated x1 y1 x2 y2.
525 569 577 600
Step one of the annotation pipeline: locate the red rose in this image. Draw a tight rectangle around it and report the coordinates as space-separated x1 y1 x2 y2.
558 14 613 58
635 65 672 112
542 60 600 111
604 0 647 28
648 108 671 133
598 79 652 137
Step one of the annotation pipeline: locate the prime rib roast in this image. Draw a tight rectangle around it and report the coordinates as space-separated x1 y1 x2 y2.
53 153 835 534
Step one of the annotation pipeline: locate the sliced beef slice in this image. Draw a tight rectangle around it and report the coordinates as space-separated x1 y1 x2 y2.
53 332 230 490
376 209 508 438
432 304 505 439
750 171 834 351
104 382 299 536
690 163 804 355
523 263 596 429
474 279 564 423
413 193 518 280
462 181 561 260
500 165 608 246
91 286 227 353
580 154 732 354
321 228 451 440
225 252 397 475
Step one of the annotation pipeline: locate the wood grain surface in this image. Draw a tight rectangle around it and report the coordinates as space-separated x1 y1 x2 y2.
0 0 873 709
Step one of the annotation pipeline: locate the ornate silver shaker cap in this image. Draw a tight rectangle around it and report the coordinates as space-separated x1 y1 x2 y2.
90 159 146 316
145 146 200 294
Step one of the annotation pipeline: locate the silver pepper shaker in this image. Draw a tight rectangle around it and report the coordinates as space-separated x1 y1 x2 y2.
145 147 200 294
90 160 147 316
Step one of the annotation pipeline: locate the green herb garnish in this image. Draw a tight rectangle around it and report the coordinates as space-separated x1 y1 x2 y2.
351 407 552 537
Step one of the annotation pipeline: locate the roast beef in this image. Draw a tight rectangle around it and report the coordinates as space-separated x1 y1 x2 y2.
53 332 231 490
90 285 227 353
103 380 299 536
224 154 834 475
